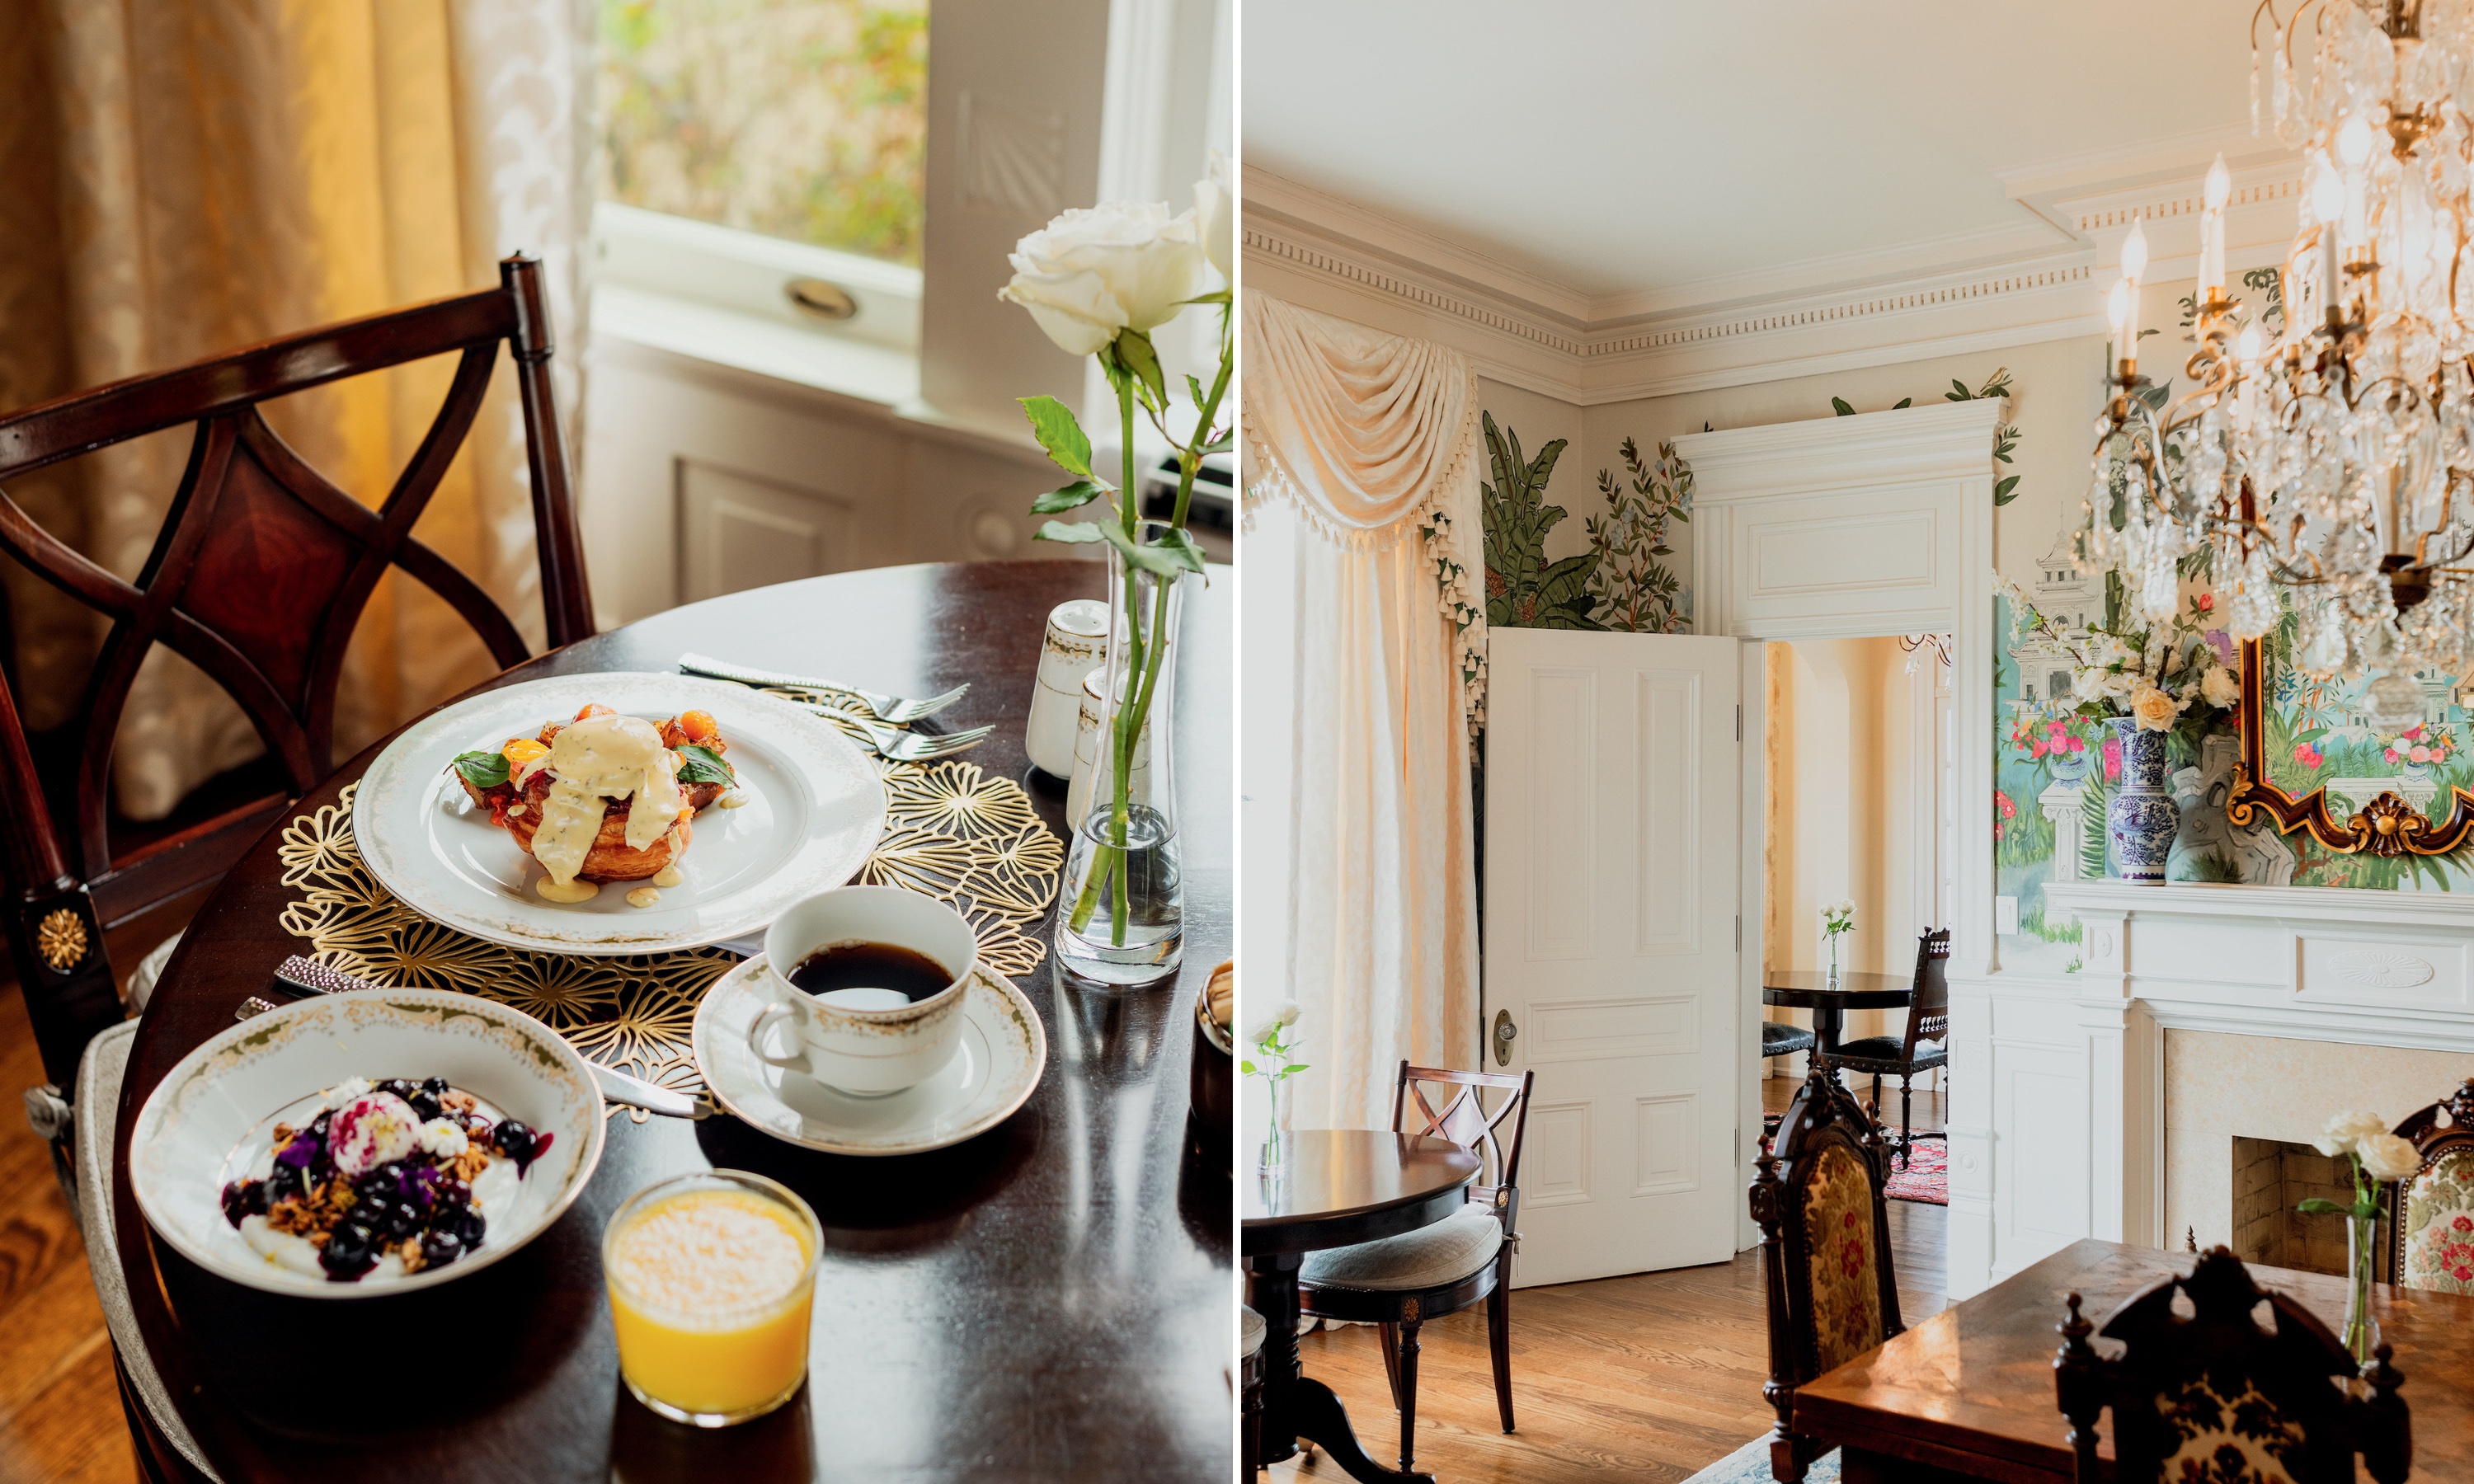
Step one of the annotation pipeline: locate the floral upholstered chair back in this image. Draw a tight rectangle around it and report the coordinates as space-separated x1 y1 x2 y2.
2384 1078 2474 1294
2054 1248 2411 1484
1748 1059 1902 1395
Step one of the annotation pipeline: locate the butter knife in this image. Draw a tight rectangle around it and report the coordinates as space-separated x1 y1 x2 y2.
269 956 713 1120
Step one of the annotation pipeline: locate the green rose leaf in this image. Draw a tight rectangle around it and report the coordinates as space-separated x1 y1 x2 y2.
1033 519 1112 546
1994 475 2022 505
2296 1197 2350 1216
1831 397 1856 416
1115 329 1169 411
452 750 510 790
1018 395 1094 479
1032 480 1108 514
675 743 735 785
1094 521 1208 578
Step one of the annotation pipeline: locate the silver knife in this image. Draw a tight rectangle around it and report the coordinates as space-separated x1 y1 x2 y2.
270 957 714 1120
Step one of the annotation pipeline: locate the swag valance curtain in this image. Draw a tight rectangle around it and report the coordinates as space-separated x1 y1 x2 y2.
1241 294 1482 1132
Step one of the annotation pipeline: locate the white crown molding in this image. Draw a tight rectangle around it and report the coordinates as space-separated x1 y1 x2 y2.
1244 137 2309 407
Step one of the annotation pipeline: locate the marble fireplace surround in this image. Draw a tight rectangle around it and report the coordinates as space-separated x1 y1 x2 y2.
1950 880 2474 1298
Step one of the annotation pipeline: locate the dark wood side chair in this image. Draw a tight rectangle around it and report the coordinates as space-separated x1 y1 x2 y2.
1747 1054 1903 1484
0 258 591 1478
2054 1246 2411 1484
2378 1077 2474 1291
1823 926 1950 1167
1296 1062 1533 1479
1761 1018 1817 1063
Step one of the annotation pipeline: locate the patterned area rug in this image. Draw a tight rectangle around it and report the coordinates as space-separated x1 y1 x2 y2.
1682 1436 1838 1483
1884 1134 1948 1205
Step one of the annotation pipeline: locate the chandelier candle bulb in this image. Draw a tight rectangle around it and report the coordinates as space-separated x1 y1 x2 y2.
2202 153 2231 298
2108 279 2132 369
2119 217 2147 365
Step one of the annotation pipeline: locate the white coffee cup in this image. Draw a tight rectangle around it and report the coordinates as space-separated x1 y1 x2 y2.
750 886 979 1095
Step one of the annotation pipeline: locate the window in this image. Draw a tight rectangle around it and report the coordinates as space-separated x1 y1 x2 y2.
597 0 927 265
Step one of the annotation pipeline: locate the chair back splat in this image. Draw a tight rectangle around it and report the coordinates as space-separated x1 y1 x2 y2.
1395 1062 1533 1219
2053 1247 2412 1484
1901 927 1951 1063
1747 1056 1903 1484
0 256 592 1088
2380 1077 2474 1290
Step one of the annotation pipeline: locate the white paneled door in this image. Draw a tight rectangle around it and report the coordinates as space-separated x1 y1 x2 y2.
1484 628 1744 1287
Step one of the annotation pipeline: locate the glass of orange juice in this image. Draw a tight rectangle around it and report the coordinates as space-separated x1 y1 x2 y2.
603 1169 823 1426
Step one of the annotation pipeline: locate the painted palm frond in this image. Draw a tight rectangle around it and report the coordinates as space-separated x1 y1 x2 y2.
1481 411 1601 629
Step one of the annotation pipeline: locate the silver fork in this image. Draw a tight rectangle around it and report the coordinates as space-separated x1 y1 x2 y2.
678 652 969 723
799 702 994 761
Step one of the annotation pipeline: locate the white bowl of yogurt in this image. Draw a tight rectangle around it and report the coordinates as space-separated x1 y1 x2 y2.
130 988 606 1298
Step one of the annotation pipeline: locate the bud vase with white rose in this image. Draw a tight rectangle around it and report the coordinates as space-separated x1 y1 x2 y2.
1821 899 1854 986
1243 999 1306 1173
1001 160 1232 985
1999 576 2242 885
2307 1111 2425 1364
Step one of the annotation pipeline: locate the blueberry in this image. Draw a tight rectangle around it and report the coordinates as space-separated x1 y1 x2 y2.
308 1111 332 1139
409 1092 441 1121
421 1077 450 1097
378 1078 417 1100
492 1119 532 1155
318 1237 375 1280
219 1181 263 1228
456 1209 487 1248
419 1230 463 1269
437 1177 472 1211
266 1163 303 1202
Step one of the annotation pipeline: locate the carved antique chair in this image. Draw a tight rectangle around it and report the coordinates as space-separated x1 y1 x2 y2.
1823 927 1950 1167
1240 1303 1266 1475
2377 1077 2474 1293
0 257 592 1481
2054 1247 2412 1484
1747 1055 1903 1483
1296 1062 1532 1479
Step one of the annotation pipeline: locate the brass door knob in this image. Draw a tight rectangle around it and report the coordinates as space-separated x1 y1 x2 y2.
1493 1008 1518 1067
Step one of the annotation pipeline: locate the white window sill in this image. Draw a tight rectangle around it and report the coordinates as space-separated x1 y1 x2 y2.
591 283 922 411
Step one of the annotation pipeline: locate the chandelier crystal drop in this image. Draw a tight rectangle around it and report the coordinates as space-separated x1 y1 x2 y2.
2083 0 2474 720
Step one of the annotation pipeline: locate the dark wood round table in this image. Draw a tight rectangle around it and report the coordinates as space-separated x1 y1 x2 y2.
110 561 1231 1482
1761 969 1913 1058
1241 1130 1480 1484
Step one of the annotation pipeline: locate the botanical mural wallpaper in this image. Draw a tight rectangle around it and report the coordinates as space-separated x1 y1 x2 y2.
1479 412 1694 634
1994 502 2474 974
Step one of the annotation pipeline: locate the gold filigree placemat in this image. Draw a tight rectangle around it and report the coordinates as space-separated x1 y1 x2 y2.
275 755 1061 1111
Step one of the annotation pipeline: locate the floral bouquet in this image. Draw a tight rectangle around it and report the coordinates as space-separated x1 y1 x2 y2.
2380 724 2456 768
2304 1111 2425 1361
1998 576 2241 742
1242 998 1307 1169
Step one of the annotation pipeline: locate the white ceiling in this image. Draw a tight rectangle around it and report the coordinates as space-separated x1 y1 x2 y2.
1244 0 2279 307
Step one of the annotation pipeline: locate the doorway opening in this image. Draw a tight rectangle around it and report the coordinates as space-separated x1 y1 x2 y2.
1759 635 1953 1280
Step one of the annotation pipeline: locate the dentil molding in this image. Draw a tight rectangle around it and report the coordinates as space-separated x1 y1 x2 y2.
1244 142 2308 406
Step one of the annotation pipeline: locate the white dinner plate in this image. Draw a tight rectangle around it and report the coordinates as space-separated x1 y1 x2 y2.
693 956 1047 1156
355 672 887 955
129 989 606 1298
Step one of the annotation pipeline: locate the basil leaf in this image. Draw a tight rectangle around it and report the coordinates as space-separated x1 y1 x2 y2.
675 743 735 785
452 750 509 790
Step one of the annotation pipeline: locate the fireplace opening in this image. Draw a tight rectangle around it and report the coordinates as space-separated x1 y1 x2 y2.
2229 1136 2357 1277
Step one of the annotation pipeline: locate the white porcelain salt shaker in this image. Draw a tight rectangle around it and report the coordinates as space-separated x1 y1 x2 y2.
1026 599 1109 779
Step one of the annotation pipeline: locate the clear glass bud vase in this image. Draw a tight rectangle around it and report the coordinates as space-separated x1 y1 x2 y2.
2343 1209 2378 1365
1056 522 1188 986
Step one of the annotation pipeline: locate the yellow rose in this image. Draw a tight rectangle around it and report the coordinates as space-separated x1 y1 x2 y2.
2129 684 2180 732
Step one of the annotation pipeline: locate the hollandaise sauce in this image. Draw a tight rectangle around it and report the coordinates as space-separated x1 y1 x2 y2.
529 714 688 903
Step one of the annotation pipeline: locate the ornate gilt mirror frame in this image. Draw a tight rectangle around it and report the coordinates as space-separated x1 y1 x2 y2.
2224 637 2474 858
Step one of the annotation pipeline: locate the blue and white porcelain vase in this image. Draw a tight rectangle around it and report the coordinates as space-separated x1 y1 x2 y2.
2107 717 2179 885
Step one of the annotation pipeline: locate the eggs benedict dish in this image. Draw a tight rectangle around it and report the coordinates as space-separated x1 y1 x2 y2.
449 706 737 903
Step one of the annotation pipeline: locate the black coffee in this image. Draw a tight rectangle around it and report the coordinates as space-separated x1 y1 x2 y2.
787 941 952 1002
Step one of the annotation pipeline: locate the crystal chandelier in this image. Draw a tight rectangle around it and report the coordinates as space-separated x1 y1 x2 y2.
2086 0 2474 727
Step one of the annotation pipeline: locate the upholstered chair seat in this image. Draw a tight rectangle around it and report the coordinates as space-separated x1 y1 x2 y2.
1301 1205 1505 1291
1829 1034 1948 1068
1823 928 1951 1167
1761 1021 1817 1057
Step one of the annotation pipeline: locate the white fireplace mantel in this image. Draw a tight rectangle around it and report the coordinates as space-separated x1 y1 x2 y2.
1946 879 2474 1303
2047 879 2474 1054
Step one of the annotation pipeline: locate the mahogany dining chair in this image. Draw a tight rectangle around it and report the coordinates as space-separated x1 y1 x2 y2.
0 256 592 1480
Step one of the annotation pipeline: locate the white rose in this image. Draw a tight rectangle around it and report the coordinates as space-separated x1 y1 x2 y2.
2201 665 2241 710
2315 1109 2387 1158
1247 998 1302 1048
999 201 1214 357
2359 1132 2425 1182
1195 151 1231 279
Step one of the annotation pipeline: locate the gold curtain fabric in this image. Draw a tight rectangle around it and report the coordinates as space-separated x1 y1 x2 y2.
0 0 594 819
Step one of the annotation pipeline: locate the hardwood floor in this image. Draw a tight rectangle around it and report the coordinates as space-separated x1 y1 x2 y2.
0 898 200 1484
1264 1079 1948 1484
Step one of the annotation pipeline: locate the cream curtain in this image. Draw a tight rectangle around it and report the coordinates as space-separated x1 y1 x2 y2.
1241 294 1483 1133
0 0 594 819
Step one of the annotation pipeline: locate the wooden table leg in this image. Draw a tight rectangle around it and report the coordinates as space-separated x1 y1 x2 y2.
1243 1253 1437 1484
